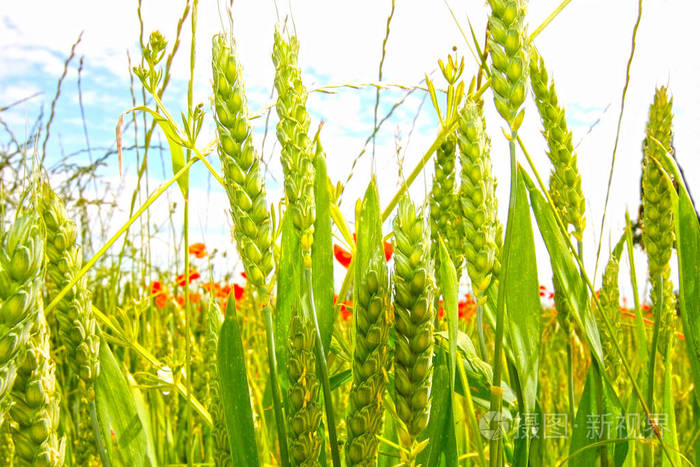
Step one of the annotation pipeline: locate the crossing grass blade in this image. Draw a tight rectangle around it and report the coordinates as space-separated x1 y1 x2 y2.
218 294 260 467
415 347 458 467
569 363 628 467
672 169 700 407
275 210 303 394
95 341 156 466
312 153 335 355
506 168 542 418
521 170 605 365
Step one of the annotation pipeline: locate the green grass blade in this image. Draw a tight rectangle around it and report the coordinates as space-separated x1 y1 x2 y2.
674 178 700 407
218 295 260 467
522 171 604 365
312 153 336 355
437 235 459 392
416 348 459 467
275 211 303 395
507 168 542 417
569 364 628 467
95 341 156 466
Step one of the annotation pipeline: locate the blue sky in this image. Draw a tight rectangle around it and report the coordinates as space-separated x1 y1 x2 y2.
1 0 699 295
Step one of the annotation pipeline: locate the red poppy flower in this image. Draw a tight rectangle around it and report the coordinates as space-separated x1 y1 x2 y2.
151 281 163 295
202 282 221 293
176 269 201 286
234 283 245 301
340 300 353 321
218 284 232 299
189 292 201 304
176 296 185 306
189 242 208 258
241 271 247 279
154 293 168 309
383 242 394 262
333 244 352 268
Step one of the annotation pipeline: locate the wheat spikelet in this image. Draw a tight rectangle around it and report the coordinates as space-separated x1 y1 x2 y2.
641 86 676 355
0 211 45 427
487 0 529 127
457 97 499 304
272 26 316 269
212 35 274 299
529 48 586 241
393 195 434 451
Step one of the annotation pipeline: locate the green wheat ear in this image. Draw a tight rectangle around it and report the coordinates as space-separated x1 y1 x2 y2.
0 210 45 428
488 0 529 129
457 97 499 305
529 47 586 241
212 34 274 301
272 26 316 269
286 309 322 466
393 194 434 453
641 86 676 355
346 181 391 466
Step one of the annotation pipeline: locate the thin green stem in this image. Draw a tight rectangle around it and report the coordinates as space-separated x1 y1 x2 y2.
260 299 290 467
489 132 517 467
90 397 111 467
305 269 341 467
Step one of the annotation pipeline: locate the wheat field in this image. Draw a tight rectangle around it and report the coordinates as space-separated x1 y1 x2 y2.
1 1 699 466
